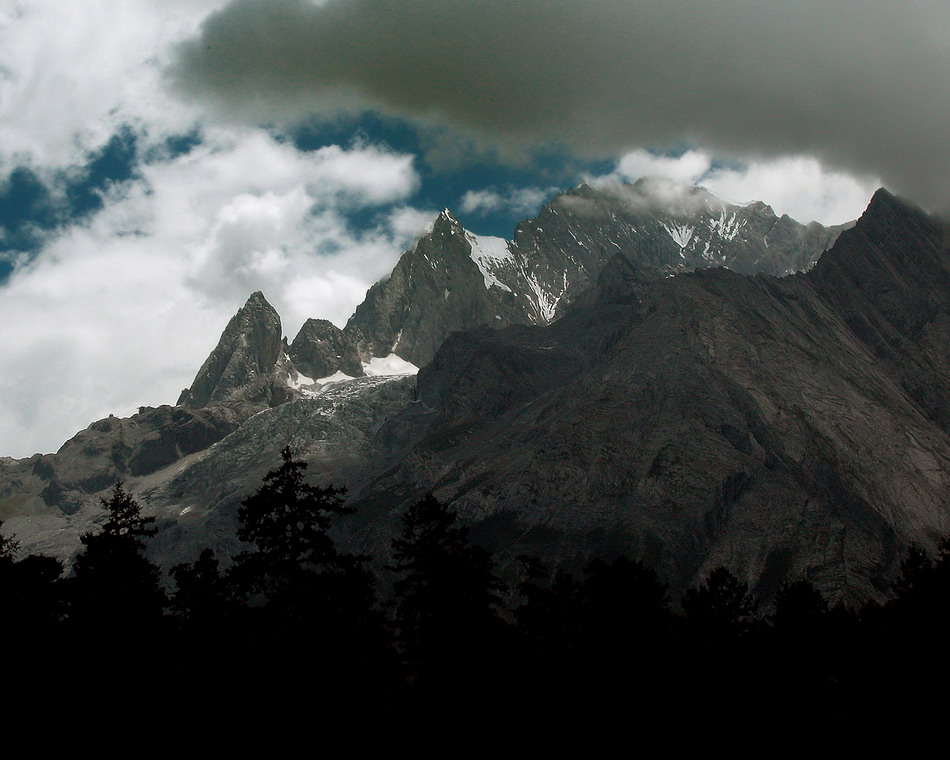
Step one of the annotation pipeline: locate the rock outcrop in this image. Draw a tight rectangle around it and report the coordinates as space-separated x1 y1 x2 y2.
177 291 285 409
289 318 364 380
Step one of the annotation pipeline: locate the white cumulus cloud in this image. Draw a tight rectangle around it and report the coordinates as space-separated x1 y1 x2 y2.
0 132 423 458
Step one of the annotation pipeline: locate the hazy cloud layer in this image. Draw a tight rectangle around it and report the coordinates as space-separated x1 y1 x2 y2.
172 0 950 210
459 185 558 219
609 150 880 226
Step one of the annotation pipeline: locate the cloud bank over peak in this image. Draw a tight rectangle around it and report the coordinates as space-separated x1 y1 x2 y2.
171 0 950 211
607 149 880 226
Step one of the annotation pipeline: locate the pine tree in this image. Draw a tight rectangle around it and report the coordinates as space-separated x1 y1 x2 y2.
69 482 165 629
389 494 507 700
232 445 352 614
682 565 758 638
229 447 393 715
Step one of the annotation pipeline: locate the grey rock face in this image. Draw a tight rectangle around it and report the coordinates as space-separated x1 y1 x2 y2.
177 291 284 409
0 404 242 518
289 318 364 379
343 179 846 369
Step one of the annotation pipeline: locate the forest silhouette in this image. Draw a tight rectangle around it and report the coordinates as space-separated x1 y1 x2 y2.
2 447 946 729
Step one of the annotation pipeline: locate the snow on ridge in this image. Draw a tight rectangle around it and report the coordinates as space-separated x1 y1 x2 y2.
466 231 515 292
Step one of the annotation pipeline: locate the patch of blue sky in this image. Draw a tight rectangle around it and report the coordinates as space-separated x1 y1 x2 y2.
0 124 205 285
285 113 614 240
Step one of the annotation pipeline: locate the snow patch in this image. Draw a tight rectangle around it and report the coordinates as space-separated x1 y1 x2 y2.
567 229 588 247
662 222 695 249
525 272 560 323
363 354 419 376
710 211 744 241
313 370 357 385
285 368 316 390
466 231 515 292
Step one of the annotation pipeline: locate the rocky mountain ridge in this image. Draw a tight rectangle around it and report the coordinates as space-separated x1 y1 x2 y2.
5 181 942 604
342 177 848 368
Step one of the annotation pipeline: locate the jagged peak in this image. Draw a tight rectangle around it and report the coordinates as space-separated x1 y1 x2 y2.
296 316 337 332
855 187 934 233
430 208 464 237
861 187 902 218
244 290 271 307
177 289 284 409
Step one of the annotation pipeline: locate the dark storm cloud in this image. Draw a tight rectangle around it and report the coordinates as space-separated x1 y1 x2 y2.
169 0 950 209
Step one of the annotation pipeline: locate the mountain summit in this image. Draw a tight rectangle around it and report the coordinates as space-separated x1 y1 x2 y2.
178 291 285 409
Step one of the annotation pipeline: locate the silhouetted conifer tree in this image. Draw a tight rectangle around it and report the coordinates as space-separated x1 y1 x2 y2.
681 566 762 726
682 565 758 637
764 578 843 723
171 547 233 625
0 522 19 562
233 446 351 609
770 578 828 631
69 482 165 629
576 557 675 691
230 447 393 716
0 523 66 696
389 494 507 706
64 482 167 706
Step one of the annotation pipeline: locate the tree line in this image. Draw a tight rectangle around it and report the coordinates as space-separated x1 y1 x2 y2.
3 447 948 730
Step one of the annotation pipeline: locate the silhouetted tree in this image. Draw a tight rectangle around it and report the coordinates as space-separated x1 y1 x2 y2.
682 565 758 637
763 577 842 721
233 446 351 611
770 578 828 631
230 447 393 715
0 522 19 563
389 494 507 703
69 482 165 629
170 547 232 625
0 524 66 695
579 557 673 641
680 565 762 726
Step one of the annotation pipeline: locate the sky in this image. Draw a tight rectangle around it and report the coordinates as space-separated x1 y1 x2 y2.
4 0 948 458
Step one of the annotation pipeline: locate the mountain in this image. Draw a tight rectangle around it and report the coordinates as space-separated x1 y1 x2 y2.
342 178 848 369
346 189 950 603
4 179 943 605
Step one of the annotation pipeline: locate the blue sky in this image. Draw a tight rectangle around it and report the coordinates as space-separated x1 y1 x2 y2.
6 0 945 457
